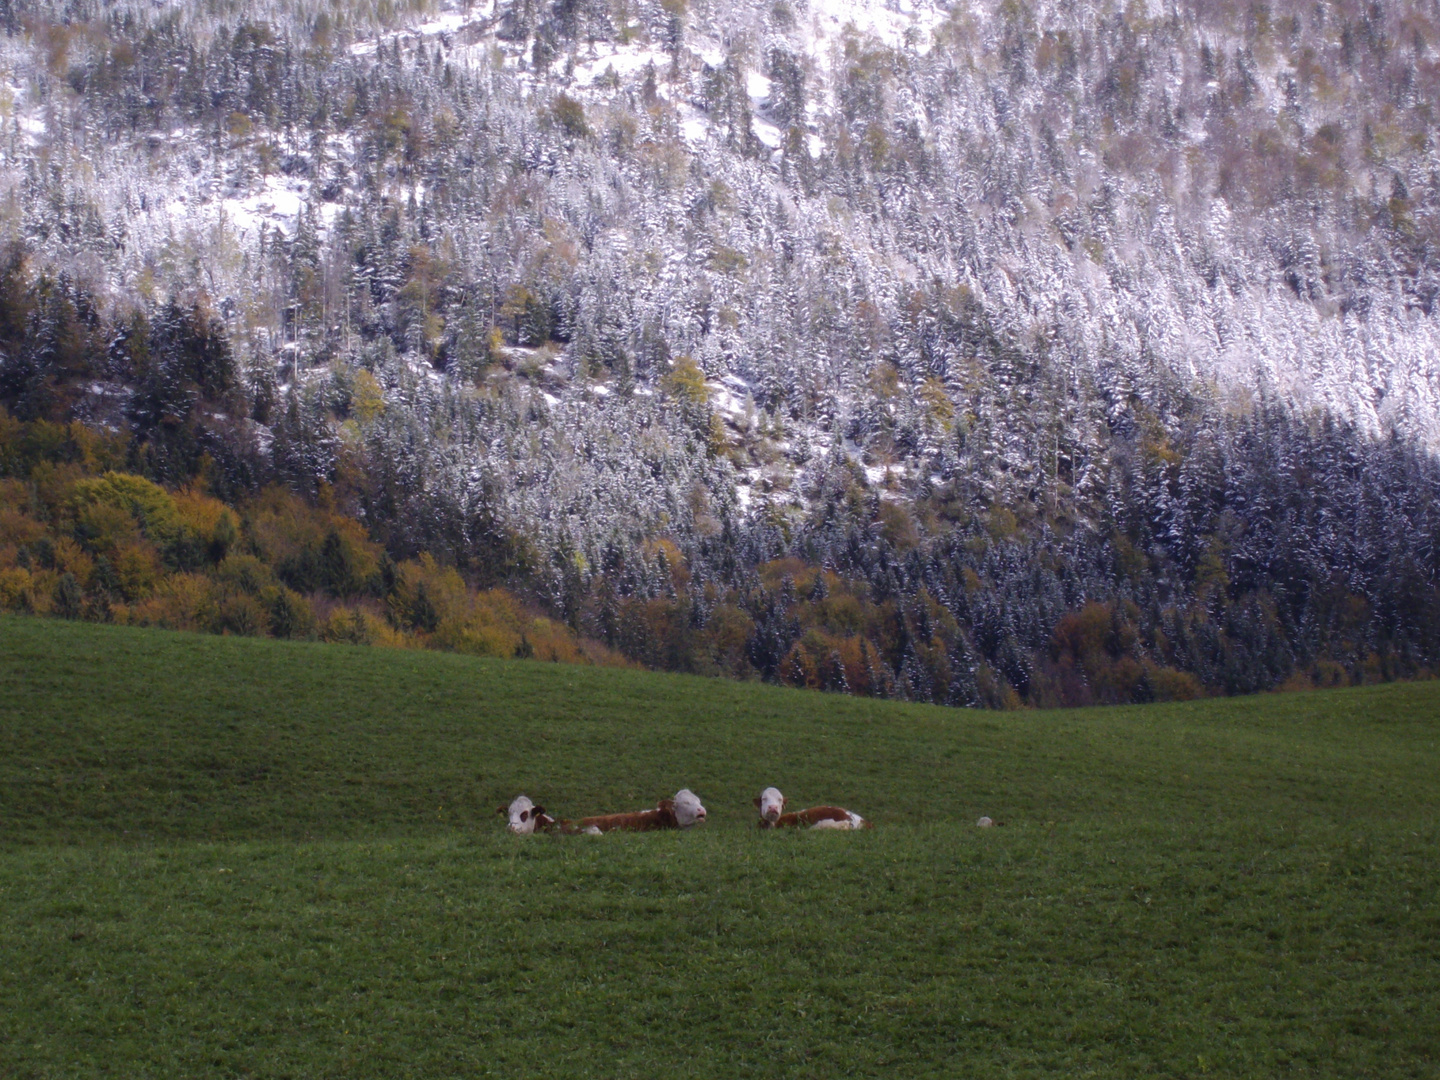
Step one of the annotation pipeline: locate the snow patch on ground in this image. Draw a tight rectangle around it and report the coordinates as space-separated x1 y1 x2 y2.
572 45 668 86
753 117 785 149
414 12 475 36
710 376 756 427
352 2 494 56
800 0 949 67
218 176 310 238
680 107 710 145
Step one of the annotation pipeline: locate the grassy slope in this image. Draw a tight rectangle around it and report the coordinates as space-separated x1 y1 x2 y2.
2 615 1438 1078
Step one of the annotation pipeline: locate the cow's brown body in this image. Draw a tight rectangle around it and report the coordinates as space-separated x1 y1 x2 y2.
563 800 680 834
760 805 872 829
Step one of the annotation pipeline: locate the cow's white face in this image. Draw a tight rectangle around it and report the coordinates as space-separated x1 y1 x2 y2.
756 787 786 824
503 795 545 835
673 789 707 827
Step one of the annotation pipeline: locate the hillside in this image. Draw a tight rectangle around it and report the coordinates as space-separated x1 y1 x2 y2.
2 616 1438 1076
1 0 1438 710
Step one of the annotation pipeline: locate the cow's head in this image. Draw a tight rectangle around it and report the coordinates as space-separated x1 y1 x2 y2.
673 788 707 827
499 795 548 835
754 787 786 825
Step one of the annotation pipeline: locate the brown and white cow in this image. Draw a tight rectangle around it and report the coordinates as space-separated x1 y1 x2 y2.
754 787 872 830
561 788 707 834
498 794 556 835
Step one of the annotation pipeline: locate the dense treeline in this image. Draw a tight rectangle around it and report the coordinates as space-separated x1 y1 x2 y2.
1 0 1439 705
1 259 1436 704
7 0 1439 447
546 395 1440 705
0 408 629 663
4 393 1436 705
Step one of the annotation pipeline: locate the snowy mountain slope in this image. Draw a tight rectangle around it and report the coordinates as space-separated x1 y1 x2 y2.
1 0 1439 704
3 0 1438 467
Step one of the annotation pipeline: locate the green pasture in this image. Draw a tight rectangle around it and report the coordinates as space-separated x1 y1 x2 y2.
2 615 1437 1078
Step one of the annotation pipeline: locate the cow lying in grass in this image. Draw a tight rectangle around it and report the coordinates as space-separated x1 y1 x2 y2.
561 789 708 834
754 787 871 830
498 795 556 835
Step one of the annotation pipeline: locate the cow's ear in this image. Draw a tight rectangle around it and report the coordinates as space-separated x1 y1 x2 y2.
532 806 545 817
658 799 675 812
753 797 761 808
496 806 507 815
782 796 788 809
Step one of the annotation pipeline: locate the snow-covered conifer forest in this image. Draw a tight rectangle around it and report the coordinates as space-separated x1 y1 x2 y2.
1 0 1438 705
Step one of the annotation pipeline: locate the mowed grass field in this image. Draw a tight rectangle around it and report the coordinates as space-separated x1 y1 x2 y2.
2 616 1438 1079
